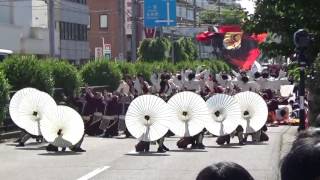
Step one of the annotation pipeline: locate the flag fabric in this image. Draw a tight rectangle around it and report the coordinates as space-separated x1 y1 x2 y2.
196 25 267 70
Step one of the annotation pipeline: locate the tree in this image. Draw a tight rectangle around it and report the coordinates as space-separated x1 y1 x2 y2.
0 71 9 125
0 55 54 94
199 7 247 25
80 60 121 91
173 37 198 62
42 60 82 97
137 38 171 62
244 0 320 124
243 0 320 59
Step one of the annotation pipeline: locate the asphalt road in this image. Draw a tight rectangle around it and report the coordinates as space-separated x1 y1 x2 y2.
0 126 296 180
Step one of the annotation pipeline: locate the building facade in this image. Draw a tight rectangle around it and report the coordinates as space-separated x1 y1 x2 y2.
0 0 59 55
0 0 89 64
56 0 90 64
87 0 145 61
87 0 125 60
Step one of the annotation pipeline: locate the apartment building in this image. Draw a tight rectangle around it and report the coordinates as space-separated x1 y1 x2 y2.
0 0 89 64
0 0 59 55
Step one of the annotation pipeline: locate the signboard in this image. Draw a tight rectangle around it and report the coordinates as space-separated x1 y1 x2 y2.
144 0 176 27
125 0 132 35
103 44 112 60
95 47 103 59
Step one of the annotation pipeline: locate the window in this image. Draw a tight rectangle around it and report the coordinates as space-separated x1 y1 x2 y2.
87 15 90 29
100 15 108 28
59 21 87 41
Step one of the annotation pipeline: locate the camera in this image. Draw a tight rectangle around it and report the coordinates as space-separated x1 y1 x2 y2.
294 29 313 49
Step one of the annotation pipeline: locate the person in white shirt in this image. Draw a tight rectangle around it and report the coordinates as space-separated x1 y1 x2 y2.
150 72 160 94
116 80 130 96
134 74 151 96
172 74 184 92
183 72 201 93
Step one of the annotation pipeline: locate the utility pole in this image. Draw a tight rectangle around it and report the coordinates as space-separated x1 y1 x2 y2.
193 0 197 27
131 0 137 62
48 0 55 57
171 29 175 64
119 0 125 61
218 0 221 23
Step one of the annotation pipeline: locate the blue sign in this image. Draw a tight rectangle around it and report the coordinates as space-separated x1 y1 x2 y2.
144 0 177 27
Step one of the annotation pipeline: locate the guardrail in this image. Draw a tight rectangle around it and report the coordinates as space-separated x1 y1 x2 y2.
1 85 110 134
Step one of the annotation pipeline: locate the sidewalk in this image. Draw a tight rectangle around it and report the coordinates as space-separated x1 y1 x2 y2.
275 126 297 180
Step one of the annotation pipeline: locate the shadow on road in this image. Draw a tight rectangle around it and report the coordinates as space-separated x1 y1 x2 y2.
15 146 47 151
169 149 208 152
6 142 45 147
38 152 82 156
206 145 242 149
125 152 170 156
244 142 269 145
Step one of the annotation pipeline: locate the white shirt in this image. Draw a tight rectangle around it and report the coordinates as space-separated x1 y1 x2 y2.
116 80 130 96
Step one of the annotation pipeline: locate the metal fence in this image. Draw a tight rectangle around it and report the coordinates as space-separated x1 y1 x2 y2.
0 85 110 133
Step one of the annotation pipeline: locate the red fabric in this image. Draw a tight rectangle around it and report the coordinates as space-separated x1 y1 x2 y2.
229 48 261 70
196 25 264 70
144 28 156 38
218 25 242 33
251 33 268 44
196 31 215 42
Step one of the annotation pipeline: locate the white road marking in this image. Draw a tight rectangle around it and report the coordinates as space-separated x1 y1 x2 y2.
77 166 110 180
127 149 137 154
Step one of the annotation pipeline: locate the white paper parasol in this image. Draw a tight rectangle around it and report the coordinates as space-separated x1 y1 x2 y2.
205 94 242 136
9 87 40 128
11 90 57 135
167 91 211 137
40 105 84 148
234 91 268 133
125 95 175 142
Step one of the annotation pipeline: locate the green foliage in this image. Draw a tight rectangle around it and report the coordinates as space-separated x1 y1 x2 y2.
80 60 121 91
306 57 320 124
152 61 177 73
0 55 54 94
42 60 82 97
173 37 198 62
116 62 136 77
173 41 189 62
199 7 247 25
180 37 198 60
0 71 9 125
244 0 320 58
137 38 152 61
138 38 171 62
287 58 320 125
287 63 300 81
134 62 153 81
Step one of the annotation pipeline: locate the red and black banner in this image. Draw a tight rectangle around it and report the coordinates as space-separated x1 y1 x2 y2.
196 25 267 70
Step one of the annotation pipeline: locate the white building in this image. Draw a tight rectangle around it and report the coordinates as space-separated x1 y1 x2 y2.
0 0 89 64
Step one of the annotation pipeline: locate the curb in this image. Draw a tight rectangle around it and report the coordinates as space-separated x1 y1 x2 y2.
0 131 21 141
276 126 297 180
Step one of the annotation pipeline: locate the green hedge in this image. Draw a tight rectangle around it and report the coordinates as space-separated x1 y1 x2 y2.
0 71 10 125
80 60 122 91
0 55 54 94
42 60 82 97
0 55 232 99
116 61 136 77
